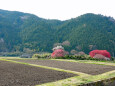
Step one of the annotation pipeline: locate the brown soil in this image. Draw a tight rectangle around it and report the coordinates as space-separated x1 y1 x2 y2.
0 61 76 86
13 59 115 75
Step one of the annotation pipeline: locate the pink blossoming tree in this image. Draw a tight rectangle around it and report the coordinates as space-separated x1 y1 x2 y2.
51 46 68 58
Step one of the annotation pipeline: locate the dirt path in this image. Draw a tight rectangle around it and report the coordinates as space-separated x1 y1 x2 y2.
0 61 75 86
13 59 115 75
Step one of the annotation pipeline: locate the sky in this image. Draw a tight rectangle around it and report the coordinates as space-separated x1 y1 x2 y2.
0 0 115 20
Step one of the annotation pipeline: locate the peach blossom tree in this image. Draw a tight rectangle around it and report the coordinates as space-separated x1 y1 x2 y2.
51 46 68 58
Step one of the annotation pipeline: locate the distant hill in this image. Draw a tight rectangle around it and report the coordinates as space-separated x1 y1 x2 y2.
0 9 115 55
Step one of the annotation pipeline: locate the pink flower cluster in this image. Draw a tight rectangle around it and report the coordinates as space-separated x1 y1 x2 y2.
51 49 68 58
89 50 111 59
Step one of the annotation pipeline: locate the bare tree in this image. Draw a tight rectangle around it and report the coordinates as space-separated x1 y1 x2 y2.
23 48 34 54
62 40 70 46
52 46 64 51
78 51 85 55
89 45 97 50
76 45 82 51
53 43 62 47
70 49 78 55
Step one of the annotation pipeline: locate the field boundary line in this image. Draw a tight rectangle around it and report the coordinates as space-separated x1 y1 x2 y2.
51 59 115 66
37 70 115 86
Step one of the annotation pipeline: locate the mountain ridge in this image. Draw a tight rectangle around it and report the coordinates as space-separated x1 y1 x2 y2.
0 9 115 55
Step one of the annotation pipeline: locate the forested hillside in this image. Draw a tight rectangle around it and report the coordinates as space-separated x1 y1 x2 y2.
0 9 115 55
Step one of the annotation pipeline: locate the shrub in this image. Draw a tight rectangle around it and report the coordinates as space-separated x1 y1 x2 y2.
72 55 95 60
32 54 41 58
89 50 111 58
53 54 95 60
110 57 115 61
93 54 110 60
32 53 51 59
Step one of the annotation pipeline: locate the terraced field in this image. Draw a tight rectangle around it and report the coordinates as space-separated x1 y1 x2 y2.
0 60 75 86
12 59 115 75
0 58 115 86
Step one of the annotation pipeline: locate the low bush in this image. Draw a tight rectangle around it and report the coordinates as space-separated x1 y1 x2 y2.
54 55 95 60
110 57 115 61
93 54 110 61
32 53 51 59
53 54 115 61
32 53 115 61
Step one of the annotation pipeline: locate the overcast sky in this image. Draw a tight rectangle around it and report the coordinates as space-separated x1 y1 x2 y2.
0 0 115 20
